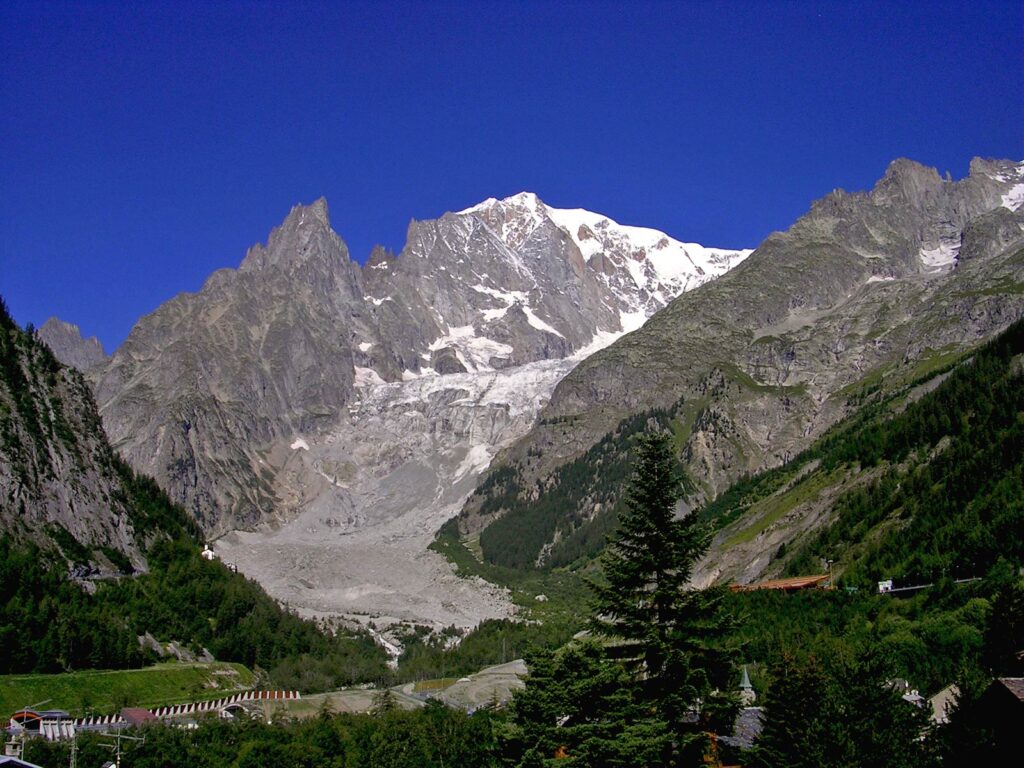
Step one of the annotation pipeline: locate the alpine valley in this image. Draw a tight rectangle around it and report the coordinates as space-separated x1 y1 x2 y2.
18 157 1024 652
43 191 752 641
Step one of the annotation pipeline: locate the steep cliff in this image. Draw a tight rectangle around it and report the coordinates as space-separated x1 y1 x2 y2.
0 299 190 571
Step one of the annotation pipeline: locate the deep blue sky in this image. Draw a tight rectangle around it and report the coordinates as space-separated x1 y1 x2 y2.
2 1 1022 352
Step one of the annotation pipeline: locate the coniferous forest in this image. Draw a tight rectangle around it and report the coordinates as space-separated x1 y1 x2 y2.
0 300 390 688
3 304 1024 764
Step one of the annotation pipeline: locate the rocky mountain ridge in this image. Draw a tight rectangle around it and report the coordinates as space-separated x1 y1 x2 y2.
459 157 1024 569
87 194 749 534
37 317 109 372
62 193 748 634
0 301 180 572
691 315 1024 591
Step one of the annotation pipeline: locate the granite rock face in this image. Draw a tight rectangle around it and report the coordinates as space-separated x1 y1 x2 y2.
466 158 1024 564
37 317 108 372
1 308 149 569
94 200 364 531
93 194 749 534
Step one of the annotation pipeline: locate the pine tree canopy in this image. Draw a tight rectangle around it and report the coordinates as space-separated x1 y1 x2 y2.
589 430 738 746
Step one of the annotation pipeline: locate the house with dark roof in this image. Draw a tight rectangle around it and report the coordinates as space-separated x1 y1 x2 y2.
0 756 46 767
975 677 1024 758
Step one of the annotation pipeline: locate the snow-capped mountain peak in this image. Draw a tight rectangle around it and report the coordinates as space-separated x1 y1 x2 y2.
543 202 751 310
456 190 543 215
455 191 752 333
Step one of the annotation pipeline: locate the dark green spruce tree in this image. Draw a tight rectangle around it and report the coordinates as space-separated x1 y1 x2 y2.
590 431 738 760
745 652 834 768
506 640 672 768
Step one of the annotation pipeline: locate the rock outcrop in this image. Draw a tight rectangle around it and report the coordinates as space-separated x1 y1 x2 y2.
1 303 158 569
37 317 108 372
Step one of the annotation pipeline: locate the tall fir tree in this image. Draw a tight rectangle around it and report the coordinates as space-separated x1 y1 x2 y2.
590 430 737 758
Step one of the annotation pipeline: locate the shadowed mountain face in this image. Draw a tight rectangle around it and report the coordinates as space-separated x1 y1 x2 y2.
0 303 184 571
91 194 749 534
93 200 363 531
459 158 1024 568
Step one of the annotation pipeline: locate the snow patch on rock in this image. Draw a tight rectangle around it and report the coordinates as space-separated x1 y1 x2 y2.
428 326 514 371
354 366 387 388
457 192 751 334
919 242 960 272
522 306 564 338
1002 183 1024 212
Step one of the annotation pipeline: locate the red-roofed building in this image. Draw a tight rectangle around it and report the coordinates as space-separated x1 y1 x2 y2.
730 574 830 592
119 708 157 727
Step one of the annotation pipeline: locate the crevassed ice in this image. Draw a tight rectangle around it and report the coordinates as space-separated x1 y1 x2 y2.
427 326 513 372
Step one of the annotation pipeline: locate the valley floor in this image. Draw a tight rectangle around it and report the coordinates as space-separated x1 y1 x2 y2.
215 504 514 643
212 353 600 642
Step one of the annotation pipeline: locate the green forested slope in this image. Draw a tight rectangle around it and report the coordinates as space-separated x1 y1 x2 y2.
459 405 690 569
711 317 1024 589
0 298 389 686
0 476 389 688
706 318 1024 696
454 314 1023 577
432 319 1024 698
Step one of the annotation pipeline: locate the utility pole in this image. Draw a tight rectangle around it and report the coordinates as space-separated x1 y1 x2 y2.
101 731 145 768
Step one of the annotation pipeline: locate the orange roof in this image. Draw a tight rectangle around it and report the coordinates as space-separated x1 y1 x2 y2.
731 574 830 592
